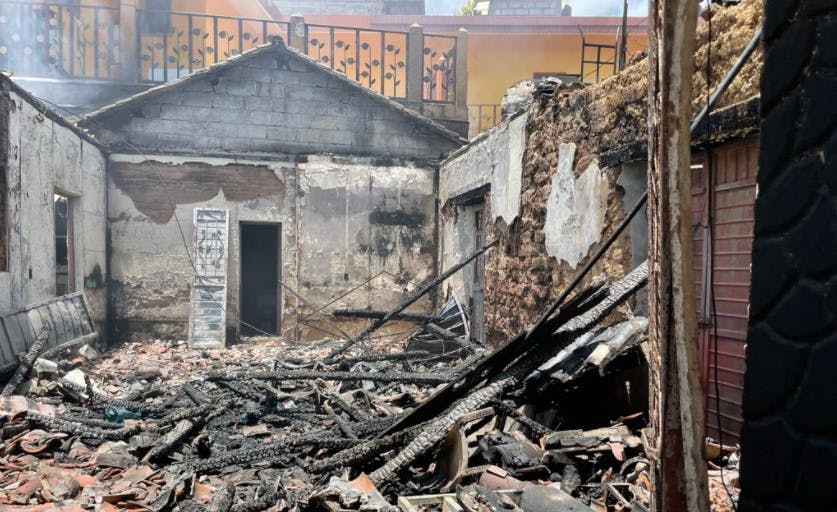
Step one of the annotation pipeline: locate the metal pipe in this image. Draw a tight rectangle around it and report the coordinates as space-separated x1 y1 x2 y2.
540 25 763 324
691 27 762 133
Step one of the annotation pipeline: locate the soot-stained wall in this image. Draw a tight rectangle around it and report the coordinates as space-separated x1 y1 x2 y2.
108 154 439 342
740 0 837 510
459 0 764 345
89 41 461 343
0 83 108 328
0 92 8 275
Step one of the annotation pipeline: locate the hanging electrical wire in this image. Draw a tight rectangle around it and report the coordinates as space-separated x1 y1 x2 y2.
703 5 738 510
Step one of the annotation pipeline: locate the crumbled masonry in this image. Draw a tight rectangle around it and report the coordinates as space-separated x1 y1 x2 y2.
0 263 746 512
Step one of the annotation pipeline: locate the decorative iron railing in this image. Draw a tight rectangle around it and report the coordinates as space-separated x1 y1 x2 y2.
468 104 502 137
0 1 464 116
422 34 456 103
0 1 120 80
136 10 289 83
304 24 407 99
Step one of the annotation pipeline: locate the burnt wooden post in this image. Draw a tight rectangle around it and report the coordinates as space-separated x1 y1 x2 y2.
647 0 709 510
119 0 138 82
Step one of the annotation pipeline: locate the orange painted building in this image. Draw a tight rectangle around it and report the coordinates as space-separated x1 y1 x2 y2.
1 1 646 135
276 14 648 134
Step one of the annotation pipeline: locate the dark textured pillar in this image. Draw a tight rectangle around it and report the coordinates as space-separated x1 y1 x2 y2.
0 86 8 273
740 1 837 510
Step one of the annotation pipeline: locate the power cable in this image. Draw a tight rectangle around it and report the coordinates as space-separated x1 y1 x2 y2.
703 7 737 511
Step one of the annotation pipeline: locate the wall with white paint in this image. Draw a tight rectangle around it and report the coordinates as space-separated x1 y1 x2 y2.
438 111 526 310
543 142 609 268
0 88 108 328
107 153 437 343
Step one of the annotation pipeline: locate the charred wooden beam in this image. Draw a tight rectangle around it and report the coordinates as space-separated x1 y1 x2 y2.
490 401 553 438
185 433 357 473
327 239 499 360
337 351 431 365
324 391 370 422
332 310 433 323
308 422 427 472
2 329 48 396
26 412 140 441
157 404 216 427
58 378 166 414
207 370 453 386
217 380 267 403
422 322 459 341
369 263 649 486
144 419 199 463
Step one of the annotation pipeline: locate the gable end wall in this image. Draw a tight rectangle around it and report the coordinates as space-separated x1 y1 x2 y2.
98 51 458 161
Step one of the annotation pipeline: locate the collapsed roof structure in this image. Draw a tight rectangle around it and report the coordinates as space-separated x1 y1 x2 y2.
0 0 806 510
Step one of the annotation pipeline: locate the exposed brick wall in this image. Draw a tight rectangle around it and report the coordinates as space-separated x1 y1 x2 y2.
86 46 459 161
739 1 837 510
0 91 8 273
481 0 762 343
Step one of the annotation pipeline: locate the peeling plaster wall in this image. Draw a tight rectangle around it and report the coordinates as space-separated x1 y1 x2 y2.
297 156 436 320
0 93 8 277
107 155 297 342
438 112 525 304
436 0 763 345
108 153 437 342
543 143 609 268
0 90 107 328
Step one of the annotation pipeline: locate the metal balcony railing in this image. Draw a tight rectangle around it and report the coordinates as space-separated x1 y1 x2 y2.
0 1 120 80
0 1 462 107
468 104 502 137
136 10 290 83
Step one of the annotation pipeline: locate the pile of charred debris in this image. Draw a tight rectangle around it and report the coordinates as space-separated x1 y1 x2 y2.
0 261 739 511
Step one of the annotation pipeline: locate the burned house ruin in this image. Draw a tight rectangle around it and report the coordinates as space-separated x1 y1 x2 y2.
0 0 834 510
74 39 463 344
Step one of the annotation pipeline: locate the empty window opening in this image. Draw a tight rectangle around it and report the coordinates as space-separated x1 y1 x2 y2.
54 193 74 296
240 223 281 336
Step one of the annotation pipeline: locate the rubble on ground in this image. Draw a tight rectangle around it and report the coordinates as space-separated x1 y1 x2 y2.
0 265 739 511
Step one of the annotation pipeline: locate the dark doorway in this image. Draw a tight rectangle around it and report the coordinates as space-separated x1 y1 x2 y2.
54 193 73 296
240 223 281 335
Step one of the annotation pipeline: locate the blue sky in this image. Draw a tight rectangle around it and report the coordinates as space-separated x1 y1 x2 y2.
425 0 647 16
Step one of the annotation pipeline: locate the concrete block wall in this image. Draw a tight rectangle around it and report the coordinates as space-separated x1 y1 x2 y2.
488 0 562 16
95 49 458 162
